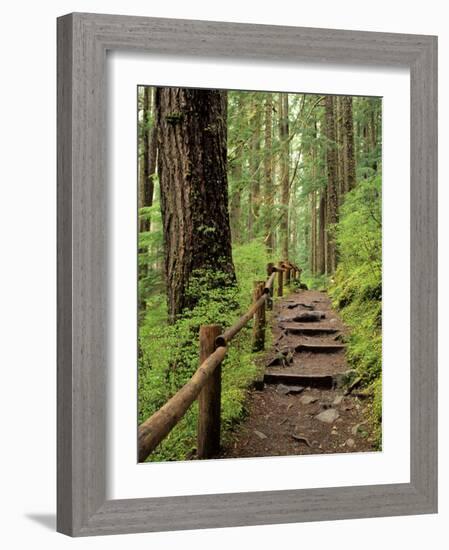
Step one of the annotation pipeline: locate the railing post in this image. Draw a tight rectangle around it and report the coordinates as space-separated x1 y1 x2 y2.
286 263 291 286
266 263 274 310
277 262 284 297
252 281 266 351
197 324 222 459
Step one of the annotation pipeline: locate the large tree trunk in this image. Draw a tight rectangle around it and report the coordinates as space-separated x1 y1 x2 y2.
342 96 356 192
279 93 290 260
156 88 236 322
264 94 274 254
325 95 338 274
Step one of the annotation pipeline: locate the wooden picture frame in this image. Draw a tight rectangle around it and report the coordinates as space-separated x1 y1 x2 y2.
57 12 438 536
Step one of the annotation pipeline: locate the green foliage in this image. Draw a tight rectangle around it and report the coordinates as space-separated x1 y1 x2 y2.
138 240 270 461
138 190 164 311
329 176 382 446
302 272 329 291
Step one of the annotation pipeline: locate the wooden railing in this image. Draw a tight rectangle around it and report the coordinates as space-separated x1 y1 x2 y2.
138 260 302 462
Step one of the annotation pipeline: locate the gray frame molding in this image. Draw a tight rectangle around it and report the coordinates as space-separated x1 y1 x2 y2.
57 12 437 536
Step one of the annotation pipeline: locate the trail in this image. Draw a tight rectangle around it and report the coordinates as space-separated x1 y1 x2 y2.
220 290 377 458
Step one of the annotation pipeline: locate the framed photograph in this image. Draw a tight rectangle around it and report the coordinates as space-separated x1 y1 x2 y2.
57 12 437 536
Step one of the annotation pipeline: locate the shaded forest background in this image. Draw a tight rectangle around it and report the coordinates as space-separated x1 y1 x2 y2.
137 87 382 461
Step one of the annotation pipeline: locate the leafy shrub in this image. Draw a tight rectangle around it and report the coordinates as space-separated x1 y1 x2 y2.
329 176 382 445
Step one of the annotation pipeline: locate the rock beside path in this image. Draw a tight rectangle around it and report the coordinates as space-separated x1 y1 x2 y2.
315 408 340 424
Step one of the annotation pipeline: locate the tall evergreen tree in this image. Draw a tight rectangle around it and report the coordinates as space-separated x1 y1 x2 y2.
156 88 236 322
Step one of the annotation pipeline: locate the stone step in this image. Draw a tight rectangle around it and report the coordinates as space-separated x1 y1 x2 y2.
263 371 334 389
280 325 339 336
294 342 345 353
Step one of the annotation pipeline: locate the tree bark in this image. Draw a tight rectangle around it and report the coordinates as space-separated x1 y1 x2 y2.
336 96 346 200
310 120 318 274
248 97 262 239
264 94 274 254
139 87 158 233
310 191 316 274
279 93 290 260
325 95 338 274
342 96 356 192
317 188 327 275
369 103 378 173
139 87 150 232
230 95 244 244
156 87 236 322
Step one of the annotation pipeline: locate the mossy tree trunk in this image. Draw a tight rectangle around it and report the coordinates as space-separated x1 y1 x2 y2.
156 87 236 322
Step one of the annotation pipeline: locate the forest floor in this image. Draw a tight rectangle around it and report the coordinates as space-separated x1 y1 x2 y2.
219 290 378 458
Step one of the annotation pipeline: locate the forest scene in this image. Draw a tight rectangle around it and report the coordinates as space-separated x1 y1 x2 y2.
137 86 382 463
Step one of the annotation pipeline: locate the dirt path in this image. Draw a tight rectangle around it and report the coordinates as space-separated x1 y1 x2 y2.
220 290 377 458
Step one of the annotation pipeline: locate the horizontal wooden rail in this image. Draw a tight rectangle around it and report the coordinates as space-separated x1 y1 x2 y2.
138 345 228 461
264 271 276 293
215 293 267 347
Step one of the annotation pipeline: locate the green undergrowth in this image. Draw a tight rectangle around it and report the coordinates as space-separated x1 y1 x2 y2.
301 272 330 291
329 176 382 448
138 239 272 462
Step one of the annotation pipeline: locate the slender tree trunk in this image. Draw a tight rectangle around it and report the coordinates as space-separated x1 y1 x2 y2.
342 96 356 192
230 96 244 244
139 87 150 231
290 187 298 261
264 94 274 254
229 153 243 244
336 96 346 201
325 95 338 274
248 98 262 240
138 87 158 312
156 88 236 322
279 93 290 260
362 122 369 179
139 87 158 233
310 191 316 274
317 188 326 275
310 120 318 274
370 104 378 173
